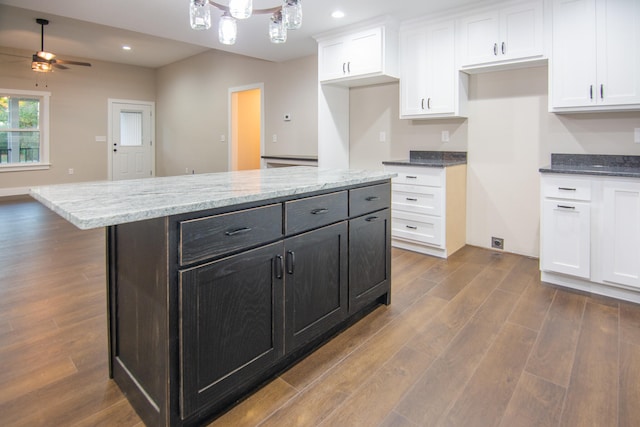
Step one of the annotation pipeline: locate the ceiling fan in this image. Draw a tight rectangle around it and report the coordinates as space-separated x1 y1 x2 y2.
31 18 91 72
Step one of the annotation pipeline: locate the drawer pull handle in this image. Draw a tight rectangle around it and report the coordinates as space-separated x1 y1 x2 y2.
406 197 418 202
406 175 418 179
311 208 329 215
286 250 295 274
365 216 379 222
224 227 252 236
275 255 284 279
365 196 380 201
558 187 576 191
557 205 576 210
406 225 418 230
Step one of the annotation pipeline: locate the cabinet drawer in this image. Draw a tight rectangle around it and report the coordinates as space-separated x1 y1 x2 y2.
392 211 443 247
391 168 444 187
392 188 442 216
542 176 592 201
180 204 283 265
285 191 348 235
350 183 391 217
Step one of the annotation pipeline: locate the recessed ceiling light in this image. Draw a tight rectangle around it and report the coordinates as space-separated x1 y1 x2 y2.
122 45 132 51
332 10 345 19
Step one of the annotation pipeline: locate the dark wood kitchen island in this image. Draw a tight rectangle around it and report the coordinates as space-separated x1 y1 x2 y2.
30 167 394 426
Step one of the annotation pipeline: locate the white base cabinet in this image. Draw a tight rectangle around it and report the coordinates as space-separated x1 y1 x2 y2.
384 164 466 258
540 173 640 303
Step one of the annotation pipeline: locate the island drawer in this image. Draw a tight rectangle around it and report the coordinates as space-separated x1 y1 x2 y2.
285 191 348 235
349 183 391 217
180 204 283 265
542 175 591 201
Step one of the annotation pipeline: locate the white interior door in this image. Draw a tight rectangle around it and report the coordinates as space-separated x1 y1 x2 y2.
110 101 154 180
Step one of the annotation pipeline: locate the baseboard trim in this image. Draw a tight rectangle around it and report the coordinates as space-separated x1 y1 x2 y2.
0 187 30 197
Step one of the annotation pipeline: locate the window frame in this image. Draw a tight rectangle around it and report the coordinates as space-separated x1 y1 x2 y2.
0 88 51 172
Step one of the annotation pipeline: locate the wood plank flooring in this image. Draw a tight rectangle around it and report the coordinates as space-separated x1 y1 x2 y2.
1 196 639 426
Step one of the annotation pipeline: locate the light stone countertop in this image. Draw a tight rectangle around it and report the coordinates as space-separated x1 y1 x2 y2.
30 167 395 230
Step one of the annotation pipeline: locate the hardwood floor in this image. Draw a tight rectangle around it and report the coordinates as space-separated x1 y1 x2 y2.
1 195 639 426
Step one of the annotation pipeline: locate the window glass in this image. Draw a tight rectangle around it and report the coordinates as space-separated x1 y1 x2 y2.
0 94 44 166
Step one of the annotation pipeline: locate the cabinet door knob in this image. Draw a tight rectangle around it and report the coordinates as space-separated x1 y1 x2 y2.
427 98 431 109
557 205 576 210
406 175 418 179
286 250 295 274
365 196 379 201
347 62 351 73
421 98 425 110
558 187 577 191
493 43 498 55
311 208 329 215
600 84 604 99
342 62 346 74
406 197 418 202
406 225 418 230
275 255 284 279
590 85 594 100
502 42 506 55
365 216 379 222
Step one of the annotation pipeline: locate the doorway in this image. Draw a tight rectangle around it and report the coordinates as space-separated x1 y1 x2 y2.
228 84 263 171
108 99 155 180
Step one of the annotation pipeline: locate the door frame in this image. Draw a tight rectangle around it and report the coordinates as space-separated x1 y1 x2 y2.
227 83 264 171
107 98 156 180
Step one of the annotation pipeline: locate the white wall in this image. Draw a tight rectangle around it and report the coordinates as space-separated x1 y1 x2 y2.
350 66 640 257
155 51 317 176
0 46 156 195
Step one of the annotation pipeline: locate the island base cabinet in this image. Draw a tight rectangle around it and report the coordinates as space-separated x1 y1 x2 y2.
284 222 348 353
179 242 285 419
349 208 391 313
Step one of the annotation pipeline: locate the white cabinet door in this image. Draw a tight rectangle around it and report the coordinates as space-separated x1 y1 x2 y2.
348 27 383 76
541 199 591 278
399 20 462 118
602 181 640 288
596 0 640 106
319 39 347 81
319 27 384 82
550 0 640 110
459 0 543 68
399 26 428 116
460 10 500 67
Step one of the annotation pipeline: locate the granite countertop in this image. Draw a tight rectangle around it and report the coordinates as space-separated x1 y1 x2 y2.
539 154 640 178
30 167 395 230
382 151 467 168
261 155 318 162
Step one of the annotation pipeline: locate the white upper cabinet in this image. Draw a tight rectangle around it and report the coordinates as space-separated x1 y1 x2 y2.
317 23 399 87
400 20 468 119
459 0 544 71
550 0 640 112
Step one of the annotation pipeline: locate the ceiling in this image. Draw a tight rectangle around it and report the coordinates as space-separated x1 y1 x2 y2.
0 0 493 68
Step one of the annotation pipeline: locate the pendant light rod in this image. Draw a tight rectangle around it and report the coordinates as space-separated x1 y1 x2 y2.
208 1 281 15
36 18 49 52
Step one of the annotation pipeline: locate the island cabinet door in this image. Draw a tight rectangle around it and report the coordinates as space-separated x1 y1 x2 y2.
284 222 348 353
178 241 285 419
349 208 391 313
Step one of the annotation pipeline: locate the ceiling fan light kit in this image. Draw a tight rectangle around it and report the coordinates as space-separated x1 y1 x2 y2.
31 18 91 73
189 0 302 46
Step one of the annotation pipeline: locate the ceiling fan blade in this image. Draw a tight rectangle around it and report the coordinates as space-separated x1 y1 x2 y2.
53 63 69 70
54 59 92 67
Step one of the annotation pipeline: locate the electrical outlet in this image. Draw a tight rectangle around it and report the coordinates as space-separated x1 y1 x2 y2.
442 130 450 142
220 134 226 142
379 131 386 143
68 168 74 175
635 128 640 143
491 237 504 250
272 134 277 143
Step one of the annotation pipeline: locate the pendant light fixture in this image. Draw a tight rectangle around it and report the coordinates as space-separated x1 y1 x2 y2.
229 0 253 19
283 0 302 30
189 0 212 30
218 13 237 45
269 10 287 44
189 0 302 45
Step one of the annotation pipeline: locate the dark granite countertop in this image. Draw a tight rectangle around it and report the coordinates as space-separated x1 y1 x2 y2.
539 154 640 178
382 151 467 168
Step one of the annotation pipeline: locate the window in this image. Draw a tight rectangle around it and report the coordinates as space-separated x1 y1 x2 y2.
0 89 50 171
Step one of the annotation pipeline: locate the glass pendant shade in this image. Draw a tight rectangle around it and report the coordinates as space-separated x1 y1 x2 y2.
283 0 302 30
229 0 253 19
269 11 287 44
219 14 237 45
190 0 211 30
